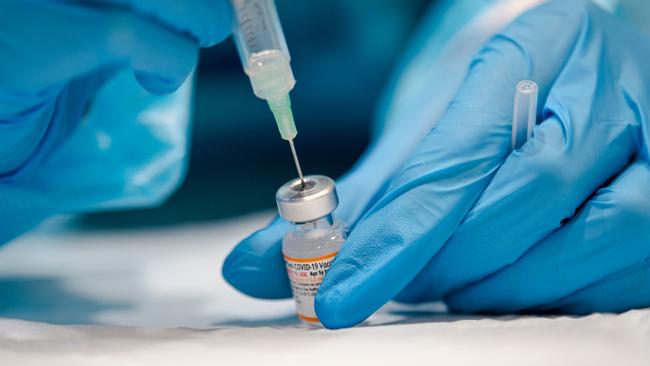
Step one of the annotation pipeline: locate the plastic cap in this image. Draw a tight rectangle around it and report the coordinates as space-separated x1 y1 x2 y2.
267 94 297 140
276 175 338 223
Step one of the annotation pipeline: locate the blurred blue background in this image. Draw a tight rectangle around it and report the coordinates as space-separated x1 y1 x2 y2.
79 0 430 228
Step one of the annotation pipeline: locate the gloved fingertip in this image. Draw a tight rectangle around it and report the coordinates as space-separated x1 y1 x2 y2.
199 0 234 47
222 241 291 299
314 261 373 329
134 71 184 95
221 247 247 286
315 289 360 329
314 211 416 328
222 219 293 299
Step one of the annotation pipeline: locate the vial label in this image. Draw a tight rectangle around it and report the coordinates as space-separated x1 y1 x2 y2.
283 252 337 323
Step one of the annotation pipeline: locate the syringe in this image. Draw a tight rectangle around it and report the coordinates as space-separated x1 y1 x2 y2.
230 0 305 186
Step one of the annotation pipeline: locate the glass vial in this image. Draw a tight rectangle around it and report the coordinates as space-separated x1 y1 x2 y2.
276 175 347 325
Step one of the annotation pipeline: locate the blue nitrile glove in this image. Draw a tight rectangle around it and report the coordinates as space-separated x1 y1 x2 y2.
318 0 650 327
224 0 650 329
0 0 231 244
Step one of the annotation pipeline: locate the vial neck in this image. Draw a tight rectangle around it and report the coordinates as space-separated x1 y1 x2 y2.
294 214 334 230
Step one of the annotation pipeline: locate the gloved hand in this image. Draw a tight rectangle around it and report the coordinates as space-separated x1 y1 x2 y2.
1 0 231 175
0 0 231 243
223 0 650 328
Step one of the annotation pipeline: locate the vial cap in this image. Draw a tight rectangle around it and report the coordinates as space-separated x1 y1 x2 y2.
275 175 338 223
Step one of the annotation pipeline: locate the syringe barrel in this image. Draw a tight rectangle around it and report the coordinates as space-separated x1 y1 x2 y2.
231 0 295 100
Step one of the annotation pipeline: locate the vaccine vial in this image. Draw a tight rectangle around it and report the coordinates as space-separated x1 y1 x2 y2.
275 175 347 325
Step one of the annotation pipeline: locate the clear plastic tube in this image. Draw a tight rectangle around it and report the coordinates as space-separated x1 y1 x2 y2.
512 80 539 150
231 0 297 140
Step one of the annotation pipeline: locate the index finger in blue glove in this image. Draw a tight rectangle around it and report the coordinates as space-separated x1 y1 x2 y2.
221 216 292 299
313 1 592 329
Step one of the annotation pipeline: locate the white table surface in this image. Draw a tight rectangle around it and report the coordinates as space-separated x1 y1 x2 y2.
0 213 648 365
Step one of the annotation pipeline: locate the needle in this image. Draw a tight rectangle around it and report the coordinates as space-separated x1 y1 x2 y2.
288 138 305 187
